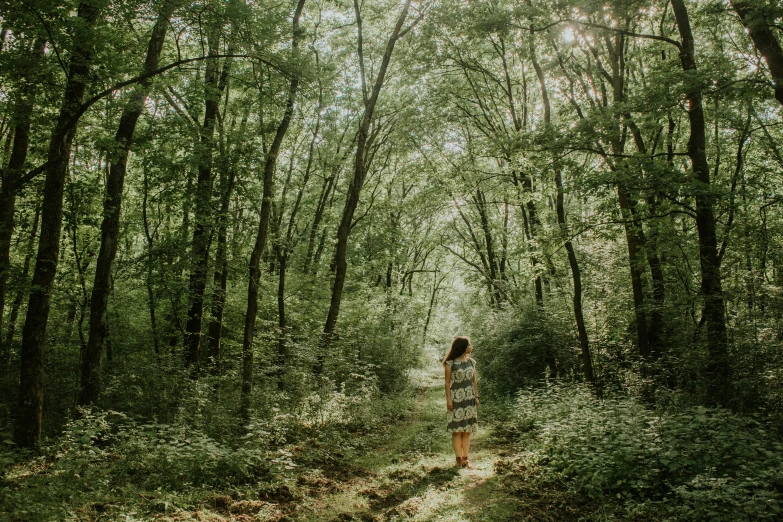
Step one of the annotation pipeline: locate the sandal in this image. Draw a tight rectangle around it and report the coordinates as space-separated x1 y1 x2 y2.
455 456 463 467
462 457 474 469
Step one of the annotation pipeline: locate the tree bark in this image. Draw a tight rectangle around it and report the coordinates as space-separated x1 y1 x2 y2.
206 163 236 372
530 31 594 383
0 38 44 347
317 0 413 373
276 250 287 387
671 0 731 404
79 4 174 406
303 173 335 274
241 0 307 414
422 270 444 347
605 32 653 359
616 184 651 358
142 167 160 355
474 188 502 306
15 0 103 448
731 0 783 107
555 165 595 383
184 34 231 369
3 208 39 364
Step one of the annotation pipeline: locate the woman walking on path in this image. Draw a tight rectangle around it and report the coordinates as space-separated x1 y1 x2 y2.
444 336 479 468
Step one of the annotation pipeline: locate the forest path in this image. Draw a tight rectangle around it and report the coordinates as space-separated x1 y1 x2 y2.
285 365 522 521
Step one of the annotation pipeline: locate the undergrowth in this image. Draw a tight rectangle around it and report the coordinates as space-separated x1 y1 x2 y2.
503 382 783 521
0 376 415 521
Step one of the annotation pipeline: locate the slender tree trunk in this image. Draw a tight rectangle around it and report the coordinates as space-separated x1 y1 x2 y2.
276 250 287 388
168 173 192 348
555 166 594 383
671 0 730 404
616 185 651 357
731 0 783 107
530 30 594 383
474 189 502 306
184 35 231 369
318 0 413 373
3 208 39 363
597 31 653 359
421 270 443 347
15 0 103 448
79 5 173 406
0 38 44 347
206 166 236 371
512 172 544 309
303 174 334 274
142 169 160 355
241 0 307 414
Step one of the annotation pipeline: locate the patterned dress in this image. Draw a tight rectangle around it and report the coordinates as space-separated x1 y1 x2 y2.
445 357 477 433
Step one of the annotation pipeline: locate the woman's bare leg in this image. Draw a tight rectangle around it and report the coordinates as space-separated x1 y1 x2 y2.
461 433 472 467
452 433 462 464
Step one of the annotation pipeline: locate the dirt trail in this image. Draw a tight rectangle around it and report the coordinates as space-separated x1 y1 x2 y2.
284 366 520 521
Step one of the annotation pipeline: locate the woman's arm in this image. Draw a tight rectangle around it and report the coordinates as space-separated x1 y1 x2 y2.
444 363 454 411
472 363 479 407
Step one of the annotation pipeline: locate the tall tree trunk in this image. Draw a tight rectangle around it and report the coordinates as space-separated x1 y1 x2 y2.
206 165 236 372
79 5 174 406
731 0 783 107
474 188 502 306
605 32 652 359
671 0 731 405
303 174 335 274
0 38 44 348
497 35 543 309
183 35 231 369
616 185 651 358
276 250 287 388
317 0 413 373
142 168 160 355
422 270 443 348
530 31 594 383
554 165 594 383
512 171 544 309
241 0 307 415
3 208 39 363
627 127 667 357
14 0 103 448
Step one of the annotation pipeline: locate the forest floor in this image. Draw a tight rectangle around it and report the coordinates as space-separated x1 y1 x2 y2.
5 365 595 522
278 366 524 522
253 365 587 522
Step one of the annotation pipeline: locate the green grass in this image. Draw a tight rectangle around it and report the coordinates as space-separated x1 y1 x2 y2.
2 364 531 521
288 365 523 521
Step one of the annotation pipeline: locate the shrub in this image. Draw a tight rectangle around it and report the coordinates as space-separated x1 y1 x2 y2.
512 383 783 520
475 306 578 398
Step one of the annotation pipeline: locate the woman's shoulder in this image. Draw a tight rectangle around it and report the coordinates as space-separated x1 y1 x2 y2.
443 359 453 368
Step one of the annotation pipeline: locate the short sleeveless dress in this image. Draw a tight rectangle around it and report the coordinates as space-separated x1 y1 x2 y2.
445 357 478 433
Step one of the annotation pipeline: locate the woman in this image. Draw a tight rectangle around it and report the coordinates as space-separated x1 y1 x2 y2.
443 336 479 468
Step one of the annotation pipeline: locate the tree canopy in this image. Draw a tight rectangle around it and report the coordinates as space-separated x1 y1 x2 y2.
2 0 783 517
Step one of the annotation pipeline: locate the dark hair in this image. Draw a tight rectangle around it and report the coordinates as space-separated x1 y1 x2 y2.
443 336 471 365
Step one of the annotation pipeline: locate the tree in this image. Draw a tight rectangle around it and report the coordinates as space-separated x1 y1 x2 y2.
79 1 176 406
671 0 730 404
318 0 418 370
15 0 105 448
241 0 307 414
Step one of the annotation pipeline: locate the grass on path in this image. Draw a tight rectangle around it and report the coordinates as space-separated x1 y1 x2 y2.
285 365 522 522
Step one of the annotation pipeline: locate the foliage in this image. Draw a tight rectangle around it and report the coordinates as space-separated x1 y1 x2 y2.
471 305 579 398
509 383 783 521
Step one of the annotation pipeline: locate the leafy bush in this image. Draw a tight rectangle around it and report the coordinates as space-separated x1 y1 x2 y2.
512 383 783 520
54 409 268 489
474 306 578 398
